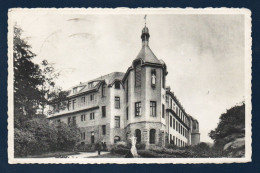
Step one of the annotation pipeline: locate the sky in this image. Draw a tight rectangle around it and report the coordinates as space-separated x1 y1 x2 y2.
11 9 246 143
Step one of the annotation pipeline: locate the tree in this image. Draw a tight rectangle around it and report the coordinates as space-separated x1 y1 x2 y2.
13 25 42 127
13 25 80 157
209 102 245 148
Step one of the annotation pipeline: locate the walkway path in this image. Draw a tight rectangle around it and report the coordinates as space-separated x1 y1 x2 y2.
67 151 110 158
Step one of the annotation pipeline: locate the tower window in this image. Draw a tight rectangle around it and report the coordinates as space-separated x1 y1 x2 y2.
102 125 106 135
150 101 156 117
126 107 129 120
135 62 141 87
115 116 120 128
149 129 156 144
135 129 141 143
115 81 121 89
135 102 141 117
102 106 106 117
115 97 120 109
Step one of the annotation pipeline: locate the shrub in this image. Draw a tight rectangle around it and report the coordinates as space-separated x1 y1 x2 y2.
76 143 95 152
110 144 130 155
136 143 146 150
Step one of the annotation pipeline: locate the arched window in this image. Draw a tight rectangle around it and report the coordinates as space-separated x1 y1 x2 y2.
149 129 156 144
114 136 121 143
135 129 141 143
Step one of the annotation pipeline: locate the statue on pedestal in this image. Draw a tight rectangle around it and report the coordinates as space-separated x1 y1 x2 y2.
130 135 139 157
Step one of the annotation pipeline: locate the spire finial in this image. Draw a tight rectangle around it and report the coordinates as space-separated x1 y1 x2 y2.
144 14 147 26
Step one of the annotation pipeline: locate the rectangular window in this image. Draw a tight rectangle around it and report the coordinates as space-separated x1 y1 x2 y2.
68 117 71 125
126 107 129 120
102 106 106 117
72 116 76 125
170 99 172 109
135 63 141 87
81 97 85 103
115 116 120 128
68 101 71 110
135 102 141 117
170 115 172 127
162 104 165 118
90 112 95 120
150 101 156 117
90 94 94 101
115 97 120 109
81 114 86 121
81 132 85 140
102 125 106 135
91 132 94 144
72 99 76 110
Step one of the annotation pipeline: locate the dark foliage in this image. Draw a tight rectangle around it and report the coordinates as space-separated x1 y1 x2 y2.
13 25 80 157
209 103 245 149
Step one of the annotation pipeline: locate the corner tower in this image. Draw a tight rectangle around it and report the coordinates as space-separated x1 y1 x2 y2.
123 23 168 148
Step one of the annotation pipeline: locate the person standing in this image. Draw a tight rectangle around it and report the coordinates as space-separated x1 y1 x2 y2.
96 141 102 155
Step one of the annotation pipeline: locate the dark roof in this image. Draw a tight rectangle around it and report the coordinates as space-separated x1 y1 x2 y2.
135 45 162 64
67 72 125 97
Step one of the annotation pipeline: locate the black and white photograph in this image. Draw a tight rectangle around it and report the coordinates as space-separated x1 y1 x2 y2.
8 8 251 164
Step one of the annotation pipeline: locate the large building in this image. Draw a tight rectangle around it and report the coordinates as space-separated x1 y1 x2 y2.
48 25 200 148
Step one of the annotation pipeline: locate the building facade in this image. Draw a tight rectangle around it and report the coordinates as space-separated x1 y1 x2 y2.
48 25 200 148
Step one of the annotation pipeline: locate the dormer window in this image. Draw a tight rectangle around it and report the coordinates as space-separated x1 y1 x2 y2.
115 81 121 89
88 82 94 88
151 69 156 87
73 87 77 93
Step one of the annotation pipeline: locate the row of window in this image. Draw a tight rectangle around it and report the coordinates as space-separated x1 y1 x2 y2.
68 94 95 111
166 95 189 125
132 101 165 117
169 134 187 147
169 115 189 138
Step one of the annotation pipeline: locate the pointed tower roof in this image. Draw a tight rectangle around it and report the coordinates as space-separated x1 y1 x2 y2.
134 25 162 65
135 45 161 64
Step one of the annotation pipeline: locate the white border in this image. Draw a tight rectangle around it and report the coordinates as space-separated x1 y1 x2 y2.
8 8 252 164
